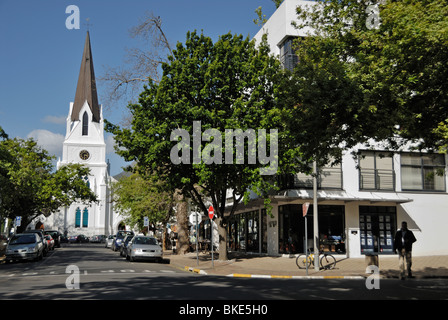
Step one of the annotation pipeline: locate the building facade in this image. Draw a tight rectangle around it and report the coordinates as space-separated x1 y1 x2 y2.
225 0 448 258
37 32 122 237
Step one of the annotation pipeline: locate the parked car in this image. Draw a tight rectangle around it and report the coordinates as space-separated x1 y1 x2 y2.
90 235 106 243
120 234 134 257
105 235 115 248
68 234 89 243
23 230 48 256
44 234 55 251
5 233 44 262
60 235 69 244
126 236 163 262
44 230 62 248
112 230 134 251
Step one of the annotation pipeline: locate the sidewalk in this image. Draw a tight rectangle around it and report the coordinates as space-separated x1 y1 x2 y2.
166 251 448 279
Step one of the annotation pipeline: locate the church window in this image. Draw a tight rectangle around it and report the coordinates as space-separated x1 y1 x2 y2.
82 111 88 136
75 208 81 228
82 208 89 228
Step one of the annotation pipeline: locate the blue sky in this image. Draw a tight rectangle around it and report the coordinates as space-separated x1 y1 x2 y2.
0 0 277 176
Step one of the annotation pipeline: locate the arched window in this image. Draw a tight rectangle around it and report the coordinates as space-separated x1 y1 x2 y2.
82 208 89 228
75 208 81 228
82 111 88 136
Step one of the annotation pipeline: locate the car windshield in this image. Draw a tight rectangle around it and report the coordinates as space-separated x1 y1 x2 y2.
9 235 36 245
117 231 133 239
133 237 157 245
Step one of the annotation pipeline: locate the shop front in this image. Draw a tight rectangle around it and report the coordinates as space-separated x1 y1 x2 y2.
227 210 267 253
278 204 346 255
359 206 396 255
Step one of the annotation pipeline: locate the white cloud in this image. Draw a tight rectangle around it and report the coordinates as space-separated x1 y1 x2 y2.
105 134 116 154
27 129 64 158
42 115 66 125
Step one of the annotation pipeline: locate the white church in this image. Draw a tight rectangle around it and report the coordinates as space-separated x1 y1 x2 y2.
36 32 123 237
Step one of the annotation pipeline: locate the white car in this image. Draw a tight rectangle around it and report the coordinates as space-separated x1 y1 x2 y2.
126 236 163 262
105 235 115 248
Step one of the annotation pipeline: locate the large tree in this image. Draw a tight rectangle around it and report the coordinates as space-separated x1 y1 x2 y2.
287 0 448 164
106 31 298 260
0 133 97 232
111 171 174 235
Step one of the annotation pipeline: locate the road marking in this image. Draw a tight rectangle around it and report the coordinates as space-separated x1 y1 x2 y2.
160 270 175 273
101 270 115 273
120 269 135 273
22 273 38 276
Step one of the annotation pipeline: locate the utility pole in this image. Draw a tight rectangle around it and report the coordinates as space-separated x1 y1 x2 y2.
313 161 319 271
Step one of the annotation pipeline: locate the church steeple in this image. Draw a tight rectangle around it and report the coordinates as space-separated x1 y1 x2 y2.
72 31 100 123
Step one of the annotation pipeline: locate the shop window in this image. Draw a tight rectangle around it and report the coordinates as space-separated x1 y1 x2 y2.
359 206 396 255
227 210 262 253
401 153 446 191
278 204 346 254
359 151 395 190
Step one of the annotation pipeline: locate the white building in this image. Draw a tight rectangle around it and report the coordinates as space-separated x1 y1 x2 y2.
38 32 123 237
225 0 448 258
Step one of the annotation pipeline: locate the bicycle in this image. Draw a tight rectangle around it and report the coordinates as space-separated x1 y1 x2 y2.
295 249 337 270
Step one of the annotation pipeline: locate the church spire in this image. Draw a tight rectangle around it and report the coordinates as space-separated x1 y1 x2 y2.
72 31 100 123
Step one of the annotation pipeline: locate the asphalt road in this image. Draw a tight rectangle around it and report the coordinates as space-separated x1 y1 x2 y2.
0 244 447 303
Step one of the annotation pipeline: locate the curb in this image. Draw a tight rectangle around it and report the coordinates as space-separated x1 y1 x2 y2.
227 273 365 279
181 265 365 279
184 266 207 275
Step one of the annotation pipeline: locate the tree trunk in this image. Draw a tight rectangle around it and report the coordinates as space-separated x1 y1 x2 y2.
175 195 190 255
217 217 229 261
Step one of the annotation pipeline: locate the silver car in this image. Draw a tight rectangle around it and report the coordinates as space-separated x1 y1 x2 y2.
5 233 44 262
105 235 115 248
126 236 163 262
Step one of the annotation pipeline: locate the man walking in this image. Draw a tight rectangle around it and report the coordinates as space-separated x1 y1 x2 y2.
394 221 417 280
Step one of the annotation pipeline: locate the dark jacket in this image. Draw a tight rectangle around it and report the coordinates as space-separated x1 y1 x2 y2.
394 229 416 252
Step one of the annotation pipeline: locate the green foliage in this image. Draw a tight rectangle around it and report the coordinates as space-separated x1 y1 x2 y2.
291 0 448 157
111 171 174 231
106 31 298 257
0 134 97 229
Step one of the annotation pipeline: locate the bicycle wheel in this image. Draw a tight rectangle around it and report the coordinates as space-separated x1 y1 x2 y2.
296 254 311 269
320 254 337 270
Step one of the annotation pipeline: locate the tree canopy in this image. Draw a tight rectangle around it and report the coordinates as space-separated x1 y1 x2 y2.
0 128 97 232
111 171 174 232
106 31 297 259
289 0 448 162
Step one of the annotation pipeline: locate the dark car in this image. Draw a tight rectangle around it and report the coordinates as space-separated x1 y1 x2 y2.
44 230 62 248
23 230 48 256
69 234 89 243
112 230 134 251
120 234 134 257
